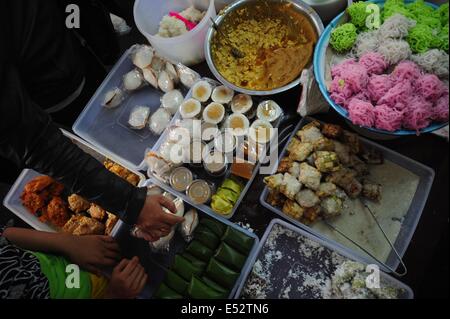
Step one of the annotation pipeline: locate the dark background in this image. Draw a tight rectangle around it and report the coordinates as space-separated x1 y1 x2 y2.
0 0 448 299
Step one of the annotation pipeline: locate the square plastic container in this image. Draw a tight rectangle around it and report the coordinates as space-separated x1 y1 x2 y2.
145 78 284 220
127 178 260 299
234 219 414 299
2 130 146 238
73 46 190 172
259 118 435 273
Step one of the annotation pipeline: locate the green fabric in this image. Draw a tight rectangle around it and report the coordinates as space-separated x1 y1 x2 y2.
31 252 91 299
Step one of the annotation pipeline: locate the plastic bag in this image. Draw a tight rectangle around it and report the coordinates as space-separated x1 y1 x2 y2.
179 208 199 242
297 69 330 116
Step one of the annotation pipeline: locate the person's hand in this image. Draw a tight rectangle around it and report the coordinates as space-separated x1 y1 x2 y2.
104 257 148 299
136 195 184 242
62 235 121 276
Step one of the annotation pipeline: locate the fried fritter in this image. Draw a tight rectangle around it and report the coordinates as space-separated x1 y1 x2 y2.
279 173 302 200
63 215 105 236
23 176 54 193
320 196 343 219
297 125 323 144
21 192 47 215
302 206 321 224
88 203 106 221
298 163 322 191
266 190 286 207
105 213 119 236
342 131 362 155
263 173 284 191
282 199 304 220
104 159 140 186
288 141 314 162
321 123 343 139
362 180 382 202
277 157 294 174
68 194 90 213
295 189 320 208
46 197 70 228
326 168 362 199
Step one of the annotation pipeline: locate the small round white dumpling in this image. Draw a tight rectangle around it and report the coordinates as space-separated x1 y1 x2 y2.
161 90 184 115
192 80 212 103
231 94 253 114
132 45 154 69
180 98 202 119
149 108 172 135
211 86 234 104
202 102 225 125
123 69 144 91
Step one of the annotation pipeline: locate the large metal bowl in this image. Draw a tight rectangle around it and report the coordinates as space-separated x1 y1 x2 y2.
204 0 324 96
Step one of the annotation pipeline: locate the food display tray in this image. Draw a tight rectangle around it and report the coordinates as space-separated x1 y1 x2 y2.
260 117 435 272
73 45 190 172
146 78 284 220
2 130 146 238
127 179 260 299
234 219 413 299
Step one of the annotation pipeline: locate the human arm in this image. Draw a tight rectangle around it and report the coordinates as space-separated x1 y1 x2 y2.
2 227 121 275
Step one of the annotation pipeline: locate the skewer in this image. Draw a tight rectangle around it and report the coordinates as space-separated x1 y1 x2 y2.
323 200 408 277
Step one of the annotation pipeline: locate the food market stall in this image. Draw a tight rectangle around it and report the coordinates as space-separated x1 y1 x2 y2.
3 0 448 299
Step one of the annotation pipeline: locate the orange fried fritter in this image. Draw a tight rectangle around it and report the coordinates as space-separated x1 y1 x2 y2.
21 192 47 215
68 194 90 213
46 197 70 228
63 215 105 235
23 176 54 193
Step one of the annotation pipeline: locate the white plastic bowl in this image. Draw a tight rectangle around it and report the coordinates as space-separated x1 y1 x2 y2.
134 0 216 66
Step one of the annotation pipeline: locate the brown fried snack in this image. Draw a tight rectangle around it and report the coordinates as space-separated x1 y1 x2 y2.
301 206 321 224
342 131 362 155
321 123 343 139
68 194 91 213
63 215 105 236
277 157 293 174
23 176 54 193
266 190 286 207
21 192 47 215
104 159 140 186
46 197 70 228
105 213 119 236
88 203 106 221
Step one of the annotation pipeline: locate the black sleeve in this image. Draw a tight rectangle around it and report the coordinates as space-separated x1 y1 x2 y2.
0 6 145 226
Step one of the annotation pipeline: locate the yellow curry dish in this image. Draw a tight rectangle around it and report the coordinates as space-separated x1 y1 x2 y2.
211 1 318 91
